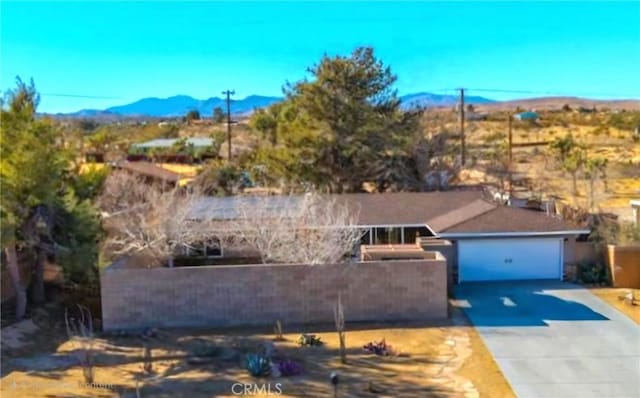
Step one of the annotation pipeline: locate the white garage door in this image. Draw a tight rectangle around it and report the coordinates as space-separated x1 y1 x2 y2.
458 238 562 282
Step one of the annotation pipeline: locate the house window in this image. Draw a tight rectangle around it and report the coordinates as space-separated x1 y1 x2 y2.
187 239 222 257
360 229 372 245
374 227 401 244
403 227 432 244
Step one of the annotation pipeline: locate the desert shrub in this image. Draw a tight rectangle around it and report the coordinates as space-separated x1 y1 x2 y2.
617 222 640 245
278 359 303 376
591 219 640 247
576 262 608 285
298 334 323 347
65 305 95 384
591 125 609 137
483 131 506 142
363 339 397 356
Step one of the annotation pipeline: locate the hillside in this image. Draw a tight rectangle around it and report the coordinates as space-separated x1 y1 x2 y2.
434 111 640 222
476 97 640 111
58 92 497 118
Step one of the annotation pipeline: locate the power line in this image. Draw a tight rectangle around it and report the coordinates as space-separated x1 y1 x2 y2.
405 87 636 98
453 88 636 98
41 93 122 100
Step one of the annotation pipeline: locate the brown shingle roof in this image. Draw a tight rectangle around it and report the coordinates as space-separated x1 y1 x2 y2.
191 189 586 235
440 205 585 234
426 199 496 232
338 190 487 226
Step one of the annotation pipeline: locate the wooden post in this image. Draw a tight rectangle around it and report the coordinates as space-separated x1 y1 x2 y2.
508 114 513 196
459 88 466 166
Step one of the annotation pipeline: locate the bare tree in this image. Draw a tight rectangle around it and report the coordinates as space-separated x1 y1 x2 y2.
99 172 214 267
100 173 362 267
65 305 95 384
230 194 363 265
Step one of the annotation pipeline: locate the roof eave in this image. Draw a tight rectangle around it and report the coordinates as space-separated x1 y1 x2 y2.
437 230 591 239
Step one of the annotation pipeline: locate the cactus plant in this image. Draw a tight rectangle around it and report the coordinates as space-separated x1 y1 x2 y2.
246 354 272 377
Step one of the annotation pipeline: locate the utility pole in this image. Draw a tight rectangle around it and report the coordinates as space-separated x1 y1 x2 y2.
222 89 235 161
458 88 465 166
508 114 513 196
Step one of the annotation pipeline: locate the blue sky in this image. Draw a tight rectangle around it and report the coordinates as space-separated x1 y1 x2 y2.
2 1 639 113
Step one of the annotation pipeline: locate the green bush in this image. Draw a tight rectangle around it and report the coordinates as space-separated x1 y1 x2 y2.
576 262 608 285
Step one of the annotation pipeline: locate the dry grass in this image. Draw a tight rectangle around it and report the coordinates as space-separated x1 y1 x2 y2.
455 322 515 398
590 288 640 325
455 118 640 220
0 315 514 398
157 163 202 177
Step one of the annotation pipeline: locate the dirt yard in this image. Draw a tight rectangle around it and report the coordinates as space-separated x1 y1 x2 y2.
591 288 640 325
1 302 513 398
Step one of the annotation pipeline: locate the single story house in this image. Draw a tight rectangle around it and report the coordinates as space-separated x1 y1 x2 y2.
513 111 539 121
130 137 215 152
191 188 589 283
128 137 217 162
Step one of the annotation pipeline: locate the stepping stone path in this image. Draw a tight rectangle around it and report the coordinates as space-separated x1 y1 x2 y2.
424 312 480 398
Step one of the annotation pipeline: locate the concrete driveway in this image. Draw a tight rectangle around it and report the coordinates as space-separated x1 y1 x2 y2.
455 281 640 398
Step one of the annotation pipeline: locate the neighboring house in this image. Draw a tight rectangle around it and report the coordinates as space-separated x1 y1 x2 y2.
114 161 193 187
465 111 488 121
513 111 539 121
129 137 217 162
191 189 589 283
131 137 215 152
631 199 640 225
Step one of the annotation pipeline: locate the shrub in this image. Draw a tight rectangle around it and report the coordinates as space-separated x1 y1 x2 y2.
576 262 608 285
591 219 640 247
363 339 397 356
298 334 323 347
278 359 303 376
245 354 271 377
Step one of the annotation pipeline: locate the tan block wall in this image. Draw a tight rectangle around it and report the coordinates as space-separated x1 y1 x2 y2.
101 258 448 331
606 245 640 288
419 239 456 290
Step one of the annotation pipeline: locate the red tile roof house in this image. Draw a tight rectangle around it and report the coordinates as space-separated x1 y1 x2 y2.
191 188 590 285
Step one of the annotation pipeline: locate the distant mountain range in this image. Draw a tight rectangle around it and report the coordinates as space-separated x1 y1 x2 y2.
56 92 496 118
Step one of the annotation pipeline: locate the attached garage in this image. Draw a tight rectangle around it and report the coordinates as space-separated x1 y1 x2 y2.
457 237 563 282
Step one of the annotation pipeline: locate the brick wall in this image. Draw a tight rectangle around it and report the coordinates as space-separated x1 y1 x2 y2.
101 257 448 331
419 239 456 290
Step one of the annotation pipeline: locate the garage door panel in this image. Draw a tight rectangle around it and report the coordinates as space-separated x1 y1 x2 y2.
458 238 561 282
